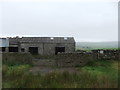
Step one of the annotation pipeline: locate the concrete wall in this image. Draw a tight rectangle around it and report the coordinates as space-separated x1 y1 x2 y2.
20 42 75 55
20 42 44 55
43 43 75 55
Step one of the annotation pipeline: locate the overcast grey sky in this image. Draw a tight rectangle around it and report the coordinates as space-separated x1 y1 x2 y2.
0 1 118 42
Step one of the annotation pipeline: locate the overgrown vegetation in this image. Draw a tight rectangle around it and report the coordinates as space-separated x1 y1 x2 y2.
2 62 118 88
2 64 118 88
82 60 118 83
2 53 118 88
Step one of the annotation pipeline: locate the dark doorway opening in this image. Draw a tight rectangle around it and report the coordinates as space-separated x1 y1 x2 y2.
29 47 38 55
9 47 18 52
2 47 6 52
21 48 25 52
55 47 65 55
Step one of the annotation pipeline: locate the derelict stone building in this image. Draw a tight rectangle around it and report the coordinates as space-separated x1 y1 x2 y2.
0 37 75 55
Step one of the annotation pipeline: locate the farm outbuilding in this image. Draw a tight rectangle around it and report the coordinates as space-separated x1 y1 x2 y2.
0 36 75 55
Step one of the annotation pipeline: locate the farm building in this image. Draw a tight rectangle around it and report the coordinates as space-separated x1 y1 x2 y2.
0 37 75 55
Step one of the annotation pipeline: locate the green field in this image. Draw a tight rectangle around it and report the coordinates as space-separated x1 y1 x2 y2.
76 41 118 50
2 54 118 88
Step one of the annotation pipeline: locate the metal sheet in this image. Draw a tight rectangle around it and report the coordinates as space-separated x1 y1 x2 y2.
0 38 9 47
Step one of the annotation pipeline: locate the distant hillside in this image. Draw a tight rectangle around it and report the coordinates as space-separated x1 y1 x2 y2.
76 41 118 50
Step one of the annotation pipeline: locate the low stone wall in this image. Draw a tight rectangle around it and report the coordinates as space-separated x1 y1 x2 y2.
92 49 119 60
56 49 119 67
56 52 94 67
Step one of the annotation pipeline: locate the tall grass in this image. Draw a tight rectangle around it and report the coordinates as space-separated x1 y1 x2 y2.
2 64 31 88
81 60 118 87
2 64 118 88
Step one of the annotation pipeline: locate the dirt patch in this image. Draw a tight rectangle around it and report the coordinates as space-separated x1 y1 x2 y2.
29 59 80 75
29 66 53 74
29 66 80 75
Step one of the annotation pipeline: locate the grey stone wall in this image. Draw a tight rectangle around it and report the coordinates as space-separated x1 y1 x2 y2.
56 52 94 67
92 49 119 60
56 50 119 67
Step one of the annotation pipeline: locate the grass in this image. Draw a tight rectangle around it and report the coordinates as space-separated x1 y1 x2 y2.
2 60 118 88
2 64 31 88
2 67 118 88
81 60 118 81
76 48 120 51
90 48 120 50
